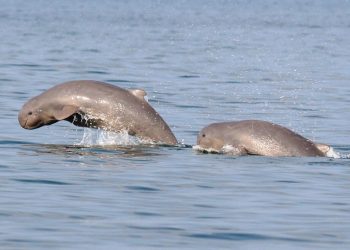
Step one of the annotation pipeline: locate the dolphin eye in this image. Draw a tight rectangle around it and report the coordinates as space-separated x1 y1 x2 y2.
202 134 206 138
28 111 33 115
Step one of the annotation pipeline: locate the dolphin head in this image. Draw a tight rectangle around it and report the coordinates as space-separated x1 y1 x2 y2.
18 91 81 130
196 124 225 152
18 97 57 129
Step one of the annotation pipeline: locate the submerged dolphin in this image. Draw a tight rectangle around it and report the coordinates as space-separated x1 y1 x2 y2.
18 80 178 145
196 120 332 157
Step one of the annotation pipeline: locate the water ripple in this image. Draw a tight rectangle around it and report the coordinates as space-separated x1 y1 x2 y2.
1 63 41 68
125 186 160 192
12 178 72 185
134 212 162 217
187 232 312 242
128 225 184 232
178 75 200 78
105 79 133 83
85 70 109 75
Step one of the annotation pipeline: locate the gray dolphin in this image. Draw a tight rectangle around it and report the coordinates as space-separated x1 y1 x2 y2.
18 80 178 145
196 120 331 157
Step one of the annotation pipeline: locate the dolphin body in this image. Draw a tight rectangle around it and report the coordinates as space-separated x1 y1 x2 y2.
196 120 331 157
18 80 178 145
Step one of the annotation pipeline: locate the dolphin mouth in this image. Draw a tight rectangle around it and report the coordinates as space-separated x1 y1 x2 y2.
19 117 30 129
22 119 44 130
24 118 28 128
26 124 44 129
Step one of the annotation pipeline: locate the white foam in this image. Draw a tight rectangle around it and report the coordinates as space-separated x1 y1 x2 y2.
325 146 341 159
192 144 220 153
222 144 245 155
76 128 153 147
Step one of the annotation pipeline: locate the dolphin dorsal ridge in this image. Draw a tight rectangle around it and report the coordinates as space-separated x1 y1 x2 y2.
129 89 148 101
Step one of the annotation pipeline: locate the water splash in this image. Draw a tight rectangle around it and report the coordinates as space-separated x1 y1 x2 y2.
76 128 153 147
325 146 341 159
340 153 350 159
192 144 220 154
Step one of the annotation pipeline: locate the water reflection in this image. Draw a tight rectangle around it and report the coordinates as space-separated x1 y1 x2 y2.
19 144 166 159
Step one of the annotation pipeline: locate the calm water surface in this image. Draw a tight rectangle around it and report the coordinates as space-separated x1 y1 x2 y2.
1 0 350 249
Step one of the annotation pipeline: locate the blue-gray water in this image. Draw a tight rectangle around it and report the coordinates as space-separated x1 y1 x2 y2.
1 0 350 249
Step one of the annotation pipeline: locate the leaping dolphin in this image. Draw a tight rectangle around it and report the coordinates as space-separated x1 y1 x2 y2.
18 80 178 145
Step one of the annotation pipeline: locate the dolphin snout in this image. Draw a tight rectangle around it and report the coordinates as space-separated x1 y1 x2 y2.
23 118 28 128
18 111 27 128
18 109 37 129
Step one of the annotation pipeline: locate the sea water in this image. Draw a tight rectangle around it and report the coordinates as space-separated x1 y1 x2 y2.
1 0 350 249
